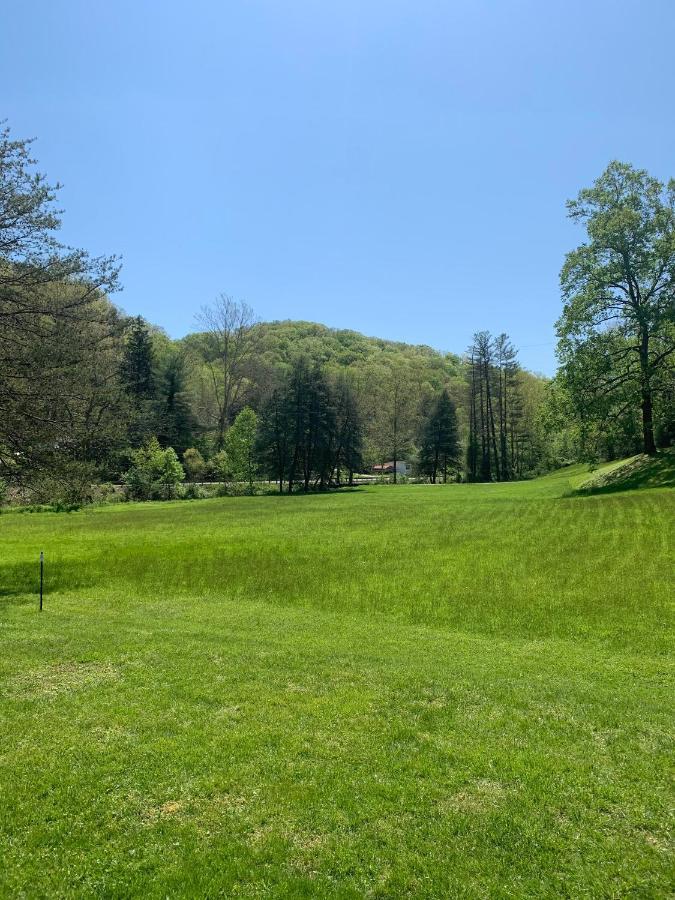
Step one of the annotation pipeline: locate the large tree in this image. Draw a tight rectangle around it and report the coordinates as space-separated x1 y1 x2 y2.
155 348 196 455
368 359 418 483
196 294 257 450
121 316 154 403
418 389 459 483
557 162 675 455
0 124 121 483
330 374 363 486
256 387 292 493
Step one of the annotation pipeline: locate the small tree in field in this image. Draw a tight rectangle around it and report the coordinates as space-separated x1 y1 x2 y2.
226 407 259 494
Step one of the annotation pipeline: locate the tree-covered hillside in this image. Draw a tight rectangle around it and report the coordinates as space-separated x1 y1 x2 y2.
177 314 550 481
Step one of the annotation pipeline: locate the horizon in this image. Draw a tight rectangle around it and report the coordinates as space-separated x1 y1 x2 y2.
3 0 675 377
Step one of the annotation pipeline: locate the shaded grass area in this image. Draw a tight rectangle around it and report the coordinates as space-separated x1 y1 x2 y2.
573 448 675 495
0 467 673 896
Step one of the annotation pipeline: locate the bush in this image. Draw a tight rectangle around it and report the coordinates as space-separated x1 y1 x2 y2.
17 461 99 509
123 438 185 501
183 448 205 482
226 481 253 497
90 482 121 505
208 450 232 483
181 482 206 500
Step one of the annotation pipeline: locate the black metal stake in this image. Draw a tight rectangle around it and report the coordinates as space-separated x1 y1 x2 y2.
39 551 44 611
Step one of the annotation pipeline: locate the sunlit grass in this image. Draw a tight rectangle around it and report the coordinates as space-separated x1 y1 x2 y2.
1 463 673 896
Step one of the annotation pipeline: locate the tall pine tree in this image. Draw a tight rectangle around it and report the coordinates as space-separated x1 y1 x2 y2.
419 389 459 483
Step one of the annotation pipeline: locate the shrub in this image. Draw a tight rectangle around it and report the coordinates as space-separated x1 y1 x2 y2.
19 461 99 509
209 449 232 483
183 448 205 482
181 482 206 500
123 438 185 501
90 482 121 505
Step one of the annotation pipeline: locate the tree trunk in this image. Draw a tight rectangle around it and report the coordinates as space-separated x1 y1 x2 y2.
485 370 500 482
641 388 657 455
392 415 398 484
639 331 657 455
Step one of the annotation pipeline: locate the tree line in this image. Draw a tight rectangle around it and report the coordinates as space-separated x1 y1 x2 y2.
1 123 672 503
466 331 532 481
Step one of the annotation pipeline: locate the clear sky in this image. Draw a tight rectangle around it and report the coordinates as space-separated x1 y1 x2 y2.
2 1 674 374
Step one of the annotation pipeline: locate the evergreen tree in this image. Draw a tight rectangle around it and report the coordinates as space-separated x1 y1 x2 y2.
332 376 363 485
121 316 154 401
256 388 292 493
419 389 459 483
256 359 342 493
0 123 121 486
120 316 156 446
155 351 195 454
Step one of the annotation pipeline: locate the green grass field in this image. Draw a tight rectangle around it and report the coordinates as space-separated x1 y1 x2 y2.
1 462 673 897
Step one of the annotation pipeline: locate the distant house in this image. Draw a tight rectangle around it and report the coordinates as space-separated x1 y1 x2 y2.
372 461 410 476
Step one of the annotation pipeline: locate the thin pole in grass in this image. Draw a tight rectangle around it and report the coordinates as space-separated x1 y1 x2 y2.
39 551 44 611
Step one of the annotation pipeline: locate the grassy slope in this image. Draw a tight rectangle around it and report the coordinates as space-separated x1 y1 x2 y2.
0 465 673 897
573 448 675 495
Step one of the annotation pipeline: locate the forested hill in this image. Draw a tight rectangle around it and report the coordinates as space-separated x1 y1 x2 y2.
181 319 463 386
174 314 552 480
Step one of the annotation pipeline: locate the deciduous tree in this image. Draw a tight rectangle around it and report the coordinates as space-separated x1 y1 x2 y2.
196 295 257 450
557 162 675 455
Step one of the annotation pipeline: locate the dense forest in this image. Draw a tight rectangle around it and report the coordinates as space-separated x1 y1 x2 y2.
1 125 673 504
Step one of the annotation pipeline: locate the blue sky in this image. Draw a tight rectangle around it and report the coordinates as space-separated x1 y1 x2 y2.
2 1 674 374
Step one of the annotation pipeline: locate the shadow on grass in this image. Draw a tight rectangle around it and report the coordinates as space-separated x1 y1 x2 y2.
572 450 675 496
0 560 97 608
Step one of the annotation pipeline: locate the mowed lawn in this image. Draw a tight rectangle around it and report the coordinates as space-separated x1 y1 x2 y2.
1 468 673 897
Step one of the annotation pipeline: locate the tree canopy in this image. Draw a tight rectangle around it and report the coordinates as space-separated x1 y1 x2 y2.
556 161 675 456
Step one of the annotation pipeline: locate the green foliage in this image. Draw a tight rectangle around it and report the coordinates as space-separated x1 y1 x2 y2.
0 123 123 487
209 449 232 483
557 161 675 456
225 407 259 493
18 460 100 509
256 357 352 492
180 482 207 500
123 438 185 500
182 447 206 482
418 389 460 482
154 348 196 455
121 316 154 401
